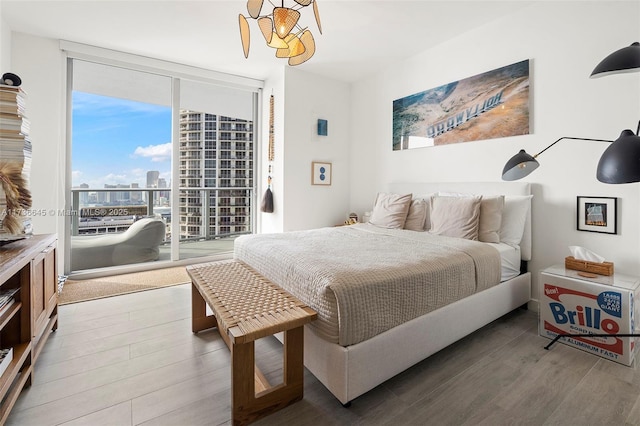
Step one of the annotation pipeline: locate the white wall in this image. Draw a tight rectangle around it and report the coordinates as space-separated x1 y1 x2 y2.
10 33 65 238
349 1 640 305
0 8 10 72
262 67 351 232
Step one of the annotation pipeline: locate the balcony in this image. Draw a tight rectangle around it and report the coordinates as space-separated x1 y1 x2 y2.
70 187 254 270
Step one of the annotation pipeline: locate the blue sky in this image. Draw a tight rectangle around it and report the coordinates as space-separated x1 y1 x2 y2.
72 92 172 188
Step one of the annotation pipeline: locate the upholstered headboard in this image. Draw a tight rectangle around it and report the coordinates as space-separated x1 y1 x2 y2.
385 182 532 261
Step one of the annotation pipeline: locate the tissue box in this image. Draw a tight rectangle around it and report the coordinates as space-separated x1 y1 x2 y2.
565 256 614 276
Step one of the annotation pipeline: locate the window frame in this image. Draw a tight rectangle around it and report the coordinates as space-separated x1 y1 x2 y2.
62 41 262 274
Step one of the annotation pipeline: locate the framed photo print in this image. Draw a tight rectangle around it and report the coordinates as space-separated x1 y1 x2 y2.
577 196 617 234
311 162 332 185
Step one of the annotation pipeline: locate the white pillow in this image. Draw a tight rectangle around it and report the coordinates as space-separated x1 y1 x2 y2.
478 195 505 243
500 195 533 247
429 195 482 240
437 192 505 242
413 194 435 230
369 192 412 229
404 198 429 231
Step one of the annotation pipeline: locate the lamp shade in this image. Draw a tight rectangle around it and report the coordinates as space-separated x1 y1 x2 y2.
591 42 640 78
502 149 539 181
596 130 640 183
273 7 300 39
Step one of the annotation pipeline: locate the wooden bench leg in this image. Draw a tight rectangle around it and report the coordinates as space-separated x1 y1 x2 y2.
191 283 218 333
284 326 304 390
231 340 256 425
231 326 306 426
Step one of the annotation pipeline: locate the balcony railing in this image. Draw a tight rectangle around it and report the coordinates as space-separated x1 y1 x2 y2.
70 187 254 241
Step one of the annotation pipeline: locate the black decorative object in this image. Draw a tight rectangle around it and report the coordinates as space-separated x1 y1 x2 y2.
597 128 640 183
591 42 640 78
1 73 21 87
502 137 612 181
260 186 274 213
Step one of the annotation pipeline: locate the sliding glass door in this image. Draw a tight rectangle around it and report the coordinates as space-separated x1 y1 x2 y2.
176 80 255 260
68 59 257 273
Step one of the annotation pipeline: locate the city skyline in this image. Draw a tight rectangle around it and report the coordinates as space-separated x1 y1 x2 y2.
72 91 172 189
73 171 170 189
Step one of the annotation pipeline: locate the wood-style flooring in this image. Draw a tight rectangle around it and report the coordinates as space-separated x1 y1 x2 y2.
6 283 640 425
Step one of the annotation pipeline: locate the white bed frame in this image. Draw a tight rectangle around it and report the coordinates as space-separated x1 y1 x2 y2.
295 182 532 405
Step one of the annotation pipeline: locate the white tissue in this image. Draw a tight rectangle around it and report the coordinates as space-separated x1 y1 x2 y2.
569 246 605 263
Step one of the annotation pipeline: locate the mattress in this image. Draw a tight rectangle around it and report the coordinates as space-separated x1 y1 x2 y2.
234 224 502 347
492 242 521 281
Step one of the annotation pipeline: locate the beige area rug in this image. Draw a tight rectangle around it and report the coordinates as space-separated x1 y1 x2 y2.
59 266 191 305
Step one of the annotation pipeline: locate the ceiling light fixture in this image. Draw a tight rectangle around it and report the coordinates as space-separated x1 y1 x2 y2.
239 0 323 66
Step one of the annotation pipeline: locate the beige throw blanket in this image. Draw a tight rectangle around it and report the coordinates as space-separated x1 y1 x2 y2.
234 224 501 347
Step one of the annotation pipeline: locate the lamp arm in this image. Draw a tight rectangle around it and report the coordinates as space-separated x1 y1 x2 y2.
534 136 613 158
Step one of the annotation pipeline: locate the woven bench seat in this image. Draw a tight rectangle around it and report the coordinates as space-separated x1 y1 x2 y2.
187 259 317 426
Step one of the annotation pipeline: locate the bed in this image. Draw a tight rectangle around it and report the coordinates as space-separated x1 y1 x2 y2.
233 182 532 405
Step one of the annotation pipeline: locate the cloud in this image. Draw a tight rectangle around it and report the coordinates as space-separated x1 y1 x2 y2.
130 168 146 178
103 173 129 183
132 143 172 162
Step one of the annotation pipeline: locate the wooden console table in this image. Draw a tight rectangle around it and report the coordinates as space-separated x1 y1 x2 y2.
0 234 58 422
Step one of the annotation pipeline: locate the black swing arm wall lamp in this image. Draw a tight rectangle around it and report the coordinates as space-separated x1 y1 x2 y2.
502 42 640 184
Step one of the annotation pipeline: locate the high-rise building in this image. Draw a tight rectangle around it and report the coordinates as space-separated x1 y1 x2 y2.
78 183 89 205
156 177 169 205
104 184 131 203
179 111 253 239
130 182 142 203
146 170 159 188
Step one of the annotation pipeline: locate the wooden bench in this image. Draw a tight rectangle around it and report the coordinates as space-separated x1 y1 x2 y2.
187 260 317 426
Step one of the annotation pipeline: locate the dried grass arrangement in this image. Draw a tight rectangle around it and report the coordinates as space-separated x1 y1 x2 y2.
0 162 32 234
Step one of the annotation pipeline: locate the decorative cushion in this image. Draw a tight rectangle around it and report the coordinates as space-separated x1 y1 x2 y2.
478 195 505 243
429 195 482 240
404 198 429 231
500 195 533 247
369 192 412 229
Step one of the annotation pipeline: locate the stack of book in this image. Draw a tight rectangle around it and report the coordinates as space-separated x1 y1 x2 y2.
0 84 32 239
0 287 19 312
0 348 13 378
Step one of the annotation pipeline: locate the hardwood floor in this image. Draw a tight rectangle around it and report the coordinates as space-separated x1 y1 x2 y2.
6 284 640 425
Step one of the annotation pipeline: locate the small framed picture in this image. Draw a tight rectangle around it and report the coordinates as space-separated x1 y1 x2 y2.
577 196 617 234
311 162 332 185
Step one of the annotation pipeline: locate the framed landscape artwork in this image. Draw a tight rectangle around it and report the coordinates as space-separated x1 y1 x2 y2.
392 59 530 150
577 196 617 234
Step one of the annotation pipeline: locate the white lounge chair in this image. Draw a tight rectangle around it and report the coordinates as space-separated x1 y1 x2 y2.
70 217 166 271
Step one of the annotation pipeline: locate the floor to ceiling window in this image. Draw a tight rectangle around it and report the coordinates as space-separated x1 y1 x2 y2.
67 58 258 273
177 79 254 260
